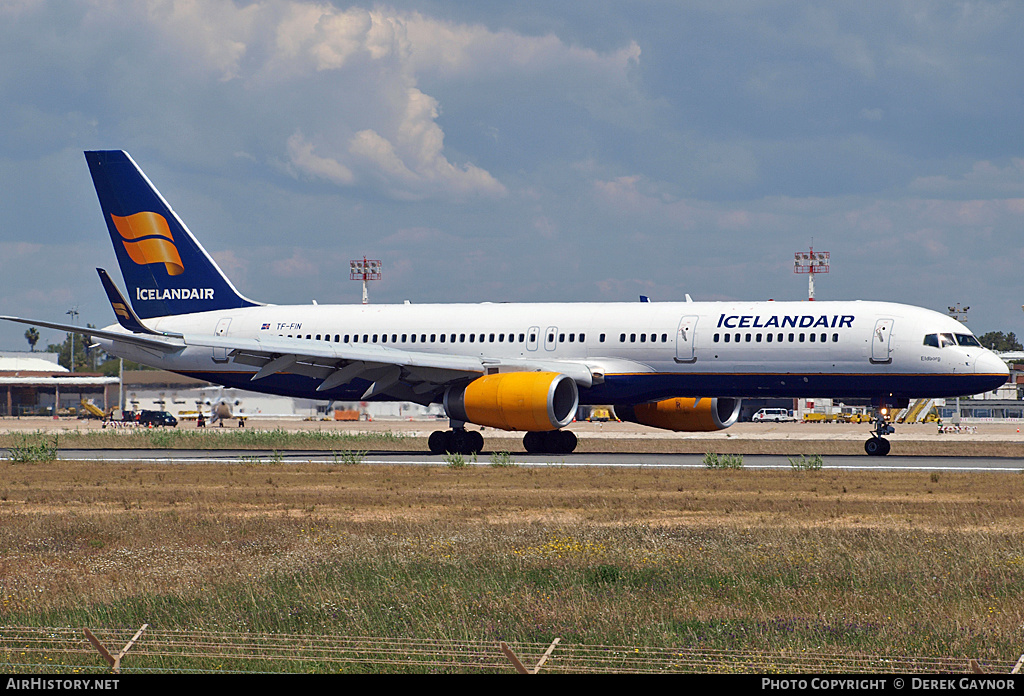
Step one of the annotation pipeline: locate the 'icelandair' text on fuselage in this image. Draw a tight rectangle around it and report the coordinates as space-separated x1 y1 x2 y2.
717 314 855 330
136 287 214 301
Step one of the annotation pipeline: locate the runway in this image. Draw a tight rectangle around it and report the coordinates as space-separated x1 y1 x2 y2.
51 448 1024 472
4 416 1024 469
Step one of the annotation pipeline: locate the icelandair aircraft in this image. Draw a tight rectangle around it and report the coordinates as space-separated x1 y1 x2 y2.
1 151 1010 456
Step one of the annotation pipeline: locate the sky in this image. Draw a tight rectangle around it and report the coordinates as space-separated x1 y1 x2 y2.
2 0 1023 353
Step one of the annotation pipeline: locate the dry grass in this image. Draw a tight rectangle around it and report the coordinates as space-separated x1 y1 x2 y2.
2 459 1024 671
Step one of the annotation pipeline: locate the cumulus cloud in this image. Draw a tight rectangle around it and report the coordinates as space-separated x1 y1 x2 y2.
124 1 635 201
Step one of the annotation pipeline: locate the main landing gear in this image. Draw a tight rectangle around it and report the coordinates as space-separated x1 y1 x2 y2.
428 427 484 456
523 430 578 455
427 425 579 456
864 412 895 456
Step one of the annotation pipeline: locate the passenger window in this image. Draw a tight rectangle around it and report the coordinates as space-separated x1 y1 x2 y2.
580 333 585 342
714 333 720 343
600 333 606 342
724 334 730 343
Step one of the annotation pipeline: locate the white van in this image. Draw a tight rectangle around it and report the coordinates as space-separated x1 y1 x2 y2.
751 408 796 423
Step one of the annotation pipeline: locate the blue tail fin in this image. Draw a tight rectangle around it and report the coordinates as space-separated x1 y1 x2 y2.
85 150 260 319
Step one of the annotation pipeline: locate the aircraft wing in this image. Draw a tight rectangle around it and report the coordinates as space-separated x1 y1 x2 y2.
188 333 603 403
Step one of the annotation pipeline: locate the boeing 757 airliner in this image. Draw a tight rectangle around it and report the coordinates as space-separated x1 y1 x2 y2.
1 151 1009 455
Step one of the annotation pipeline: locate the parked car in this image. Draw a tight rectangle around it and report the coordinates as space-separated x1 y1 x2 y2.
751 408 796 423
137 410 178 427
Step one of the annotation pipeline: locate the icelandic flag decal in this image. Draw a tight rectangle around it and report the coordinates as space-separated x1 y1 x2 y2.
261 323 270 330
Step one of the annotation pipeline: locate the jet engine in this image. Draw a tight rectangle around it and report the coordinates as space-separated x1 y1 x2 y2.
616 397 741 432
444 371 579 431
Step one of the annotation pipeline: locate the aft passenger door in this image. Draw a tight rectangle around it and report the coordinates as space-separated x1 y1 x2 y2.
212 318 232 363
870 318 893 364
675 315 698 363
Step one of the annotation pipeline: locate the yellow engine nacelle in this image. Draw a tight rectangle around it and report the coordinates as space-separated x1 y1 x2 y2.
444 372 579 431
616 397 741 432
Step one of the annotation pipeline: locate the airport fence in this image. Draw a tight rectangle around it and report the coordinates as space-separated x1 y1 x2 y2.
1 625 1021 674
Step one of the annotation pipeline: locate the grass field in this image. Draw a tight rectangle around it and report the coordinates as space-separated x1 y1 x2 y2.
2 452 1024 672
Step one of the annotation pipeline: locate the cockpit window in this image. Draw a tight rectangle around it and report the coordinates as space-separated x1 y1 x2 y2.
924 333 969 348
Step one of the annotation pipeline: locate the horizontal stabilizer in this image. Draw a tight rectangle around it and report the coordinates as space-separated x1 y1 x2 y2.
97 268 180 337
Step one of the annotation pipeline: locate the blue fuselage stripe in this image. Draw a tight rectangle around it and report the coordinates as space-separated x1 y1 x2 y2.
175 370 1006 404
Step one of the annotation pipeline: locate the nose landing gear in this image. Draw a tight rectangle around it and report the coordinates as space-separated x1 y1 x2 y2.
864 412 895 456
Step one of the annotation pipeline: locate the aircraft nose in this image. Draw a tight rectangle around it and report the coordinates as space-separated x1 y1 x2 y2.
976 350 1009 378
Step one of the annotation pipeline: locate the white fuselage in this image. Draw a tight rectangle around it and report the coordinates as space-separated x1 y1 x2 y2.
96 299 1009 405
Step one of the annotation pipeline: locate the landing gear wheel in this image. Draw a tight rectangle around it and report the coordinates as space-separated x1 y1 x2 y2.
555 429 578 454
864 437 890 456
452 429 470 454
469 430 484 454
523 431 544 454
428 430 449 455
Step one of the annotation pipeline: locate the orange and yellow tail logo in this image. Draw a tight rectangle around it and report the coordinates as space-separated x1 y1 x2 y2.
111 212 184 276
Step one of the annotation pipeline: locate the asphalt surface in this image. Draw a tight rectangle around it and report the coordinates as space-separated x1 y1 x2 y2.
47 448 1024 472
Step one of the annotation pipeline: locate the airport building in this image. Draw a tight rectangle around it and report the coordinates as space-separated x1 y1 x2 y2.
0 352 119 417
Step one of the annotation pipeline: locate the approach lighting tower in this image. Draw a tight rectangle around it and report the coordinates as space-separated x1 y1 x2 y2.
350 257 382 304
947 303 969 323
794 247 829 301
